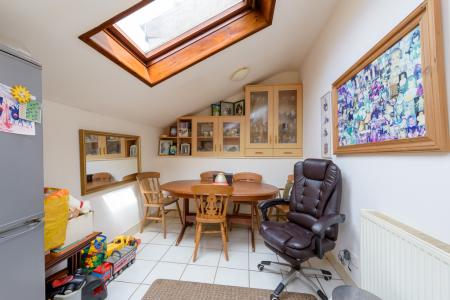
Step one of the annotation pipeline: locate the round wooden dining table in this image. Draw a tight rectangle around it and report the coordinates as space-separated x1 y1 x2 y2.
161 180 279 252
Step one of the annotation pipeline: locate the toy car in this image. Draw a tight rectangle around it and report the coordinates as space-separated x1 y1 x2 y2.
106 235 140 257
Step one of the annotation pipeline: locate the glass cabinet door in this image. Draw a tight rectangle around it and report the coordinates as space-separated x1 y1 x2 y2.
85 134 101 156
274 86 302 148
105 136 122 155
194 119 216 155
220 118 244 156
245 87 273 148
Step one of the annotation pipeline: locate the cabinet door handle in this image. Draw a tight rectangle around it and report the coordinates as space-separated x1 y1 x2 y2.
269 136 272 144
275 135 278 144
283 151 293 154
220 144 222 152
255 151 263 154
214 144 217 152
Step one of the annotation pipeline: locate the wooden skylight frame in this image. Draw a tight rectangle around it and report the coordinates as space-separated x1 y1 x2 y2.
79 0 276 87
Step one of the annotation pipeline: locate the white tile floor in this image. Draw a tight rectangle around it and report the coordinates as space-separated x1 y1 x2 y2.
107 217 345 299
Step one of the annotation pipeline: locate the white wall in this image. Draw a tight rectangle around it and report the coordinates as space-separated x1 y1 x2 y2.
300 0 450 285
155 71 302 187
43 101 160 239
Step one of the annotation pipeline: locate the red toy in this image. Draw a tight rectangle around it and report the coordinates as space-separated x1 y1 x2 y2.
92 245 136 283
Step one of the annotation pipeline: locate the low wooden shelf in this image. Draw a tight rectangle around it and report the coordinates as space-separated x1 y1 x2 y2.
45 231 101 273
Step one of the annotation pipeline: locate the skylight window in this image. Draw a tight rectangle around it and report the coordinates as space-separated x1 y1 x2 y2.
116 0 244 54
80 0 275 86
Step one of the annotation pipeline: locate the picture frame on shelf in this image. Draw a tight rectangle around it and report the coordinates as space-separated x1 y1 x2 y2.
220 101 234 116
332 1 448 154
211 103 221 116
321 92 332 158
159 140 172 156
169 126 177 137
169 145 177 155
178 121 190 137
180 143 191 156
234 100 245 116
129 144 138 157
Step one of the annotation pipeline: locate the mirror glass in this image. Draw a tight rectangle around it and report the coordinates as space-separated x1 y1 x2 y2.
80 130 140 195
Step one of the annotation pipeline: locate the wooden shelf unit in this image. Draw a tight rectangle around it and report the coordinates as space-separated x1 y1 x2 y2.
158 84 303 158
245 84 303 157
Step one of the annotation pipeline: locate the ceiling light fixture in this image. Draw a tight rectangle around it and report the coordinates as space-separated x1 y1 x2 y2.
230 67 250 81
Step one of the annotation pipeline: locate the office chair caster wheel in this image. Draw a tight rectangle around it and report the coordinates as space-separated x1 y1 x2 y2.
321 270 332 281
317 290 328 300
270 294 280 300
257 264 265 271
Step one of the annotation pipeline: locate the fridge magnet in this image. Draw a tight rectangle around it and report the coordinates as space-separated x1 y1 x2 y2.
0 83 35 135
220 101 234 116
234 100 245 116
10 84 32 104
19 100 42 123
321 92 332 158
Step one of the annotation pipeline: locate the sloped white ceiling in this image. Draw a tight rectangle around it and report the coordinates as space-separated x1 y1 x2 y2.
0 0 337 127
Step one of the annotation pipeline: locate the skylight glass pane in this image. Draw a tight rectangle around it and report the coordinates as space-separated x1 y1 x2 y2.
116 0 244 54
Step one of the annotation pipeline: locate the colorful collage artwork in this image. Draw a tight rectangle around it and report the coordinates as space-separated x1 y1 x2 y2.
337 26 425 147
0 83 35 135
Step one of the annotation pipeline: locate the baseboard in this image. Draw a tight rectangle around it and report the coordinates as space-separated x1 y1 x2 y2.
325 252 357 287
123 222 141 236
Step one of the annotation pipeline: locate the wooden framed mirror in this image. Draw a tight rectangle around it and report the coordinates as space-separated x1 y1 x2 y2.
79 130 141 195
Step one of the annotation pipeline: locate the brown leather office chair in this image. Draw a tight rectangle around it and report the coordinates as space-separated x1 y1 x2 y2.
258 159 345 300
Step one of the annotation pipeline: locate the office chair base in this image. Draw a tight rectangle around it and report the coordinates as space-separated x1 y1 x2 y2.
258 261 329 300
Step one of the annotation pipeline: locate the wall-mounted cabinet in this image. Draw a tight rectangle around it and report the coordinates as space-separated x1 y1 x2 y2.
158 83 302 158
192 116 245 157
245 84 302 157
85 134 133 160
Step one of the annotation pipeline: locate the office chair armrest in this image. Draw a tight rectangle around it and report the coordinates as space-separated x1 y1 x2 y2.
311 214 346 238
258 198 289 221
312 214 345 259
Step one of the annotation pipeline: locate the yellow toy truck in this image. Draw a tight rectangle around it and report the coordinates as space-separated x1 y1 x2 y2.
106 235 140 258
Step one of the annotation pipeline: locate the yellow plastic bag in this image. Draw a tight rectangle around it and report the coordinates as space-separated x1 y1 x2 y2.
44 188 69 251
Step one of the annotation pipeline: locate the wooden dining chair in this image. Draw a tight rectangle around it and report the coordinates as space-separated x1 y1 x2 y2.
200 171 223 183
232 172 263 228
269 174 294 221
192 184 233 262
136 172 183 238
92 172 114 183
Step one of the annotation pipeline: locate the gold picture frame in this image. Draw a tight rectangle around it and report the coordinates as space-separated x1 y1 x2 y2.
79 129 141 195
332 0 448 154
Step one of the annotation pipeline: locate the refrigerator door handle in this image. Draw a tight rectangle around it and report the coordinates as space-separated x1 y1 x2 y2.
0 218 43 244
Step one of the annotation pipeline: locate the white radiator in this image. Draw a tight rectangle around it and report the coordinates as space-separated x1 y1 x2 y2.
361 210 450 300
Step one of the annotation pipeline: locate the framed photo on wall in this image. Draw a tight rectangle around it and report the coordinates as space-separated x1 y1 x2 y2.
332 0 448 154
321 92 332 158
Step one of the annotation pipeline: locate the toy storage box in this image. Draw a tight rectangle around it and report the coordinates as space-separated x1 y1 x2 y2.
63 212 94 248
